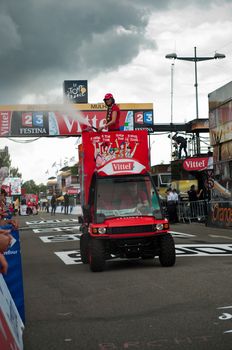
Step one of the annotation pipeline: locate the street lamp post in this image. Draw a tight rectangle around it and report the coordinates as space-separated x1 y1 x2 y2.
165 47 225 155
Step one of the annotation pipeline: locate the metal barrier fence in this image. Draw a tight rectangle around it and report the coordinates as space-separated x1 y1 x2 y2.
177 200 208 223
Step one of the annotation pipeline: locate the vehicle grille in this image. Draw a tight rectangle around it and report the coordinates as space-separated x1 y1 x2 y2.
107 225 155 234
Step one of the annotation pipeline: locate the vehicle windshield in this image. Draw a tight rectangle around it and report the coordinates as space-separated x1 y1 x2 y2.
95 175 162 219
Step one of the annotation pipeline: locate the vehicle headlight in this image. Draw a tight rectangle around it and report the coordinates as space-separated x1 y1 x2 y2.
156 224 164 231
98 227 106 234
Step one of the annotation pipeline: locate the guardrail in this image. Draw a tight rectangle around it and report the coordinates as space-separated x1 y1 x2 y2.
160 199 208 224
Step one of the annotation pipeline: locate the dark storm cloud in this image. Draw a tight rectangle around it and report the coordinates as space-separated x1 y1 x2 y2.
0 0 226 103
0 0 157 103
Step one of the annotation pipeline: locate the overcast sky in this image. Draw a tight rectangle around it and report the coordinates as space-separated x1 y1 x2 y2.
1 0 232 184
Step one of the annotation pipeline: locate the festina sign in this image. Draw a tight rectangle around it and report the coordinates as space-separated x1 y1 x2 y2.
183 157 211 171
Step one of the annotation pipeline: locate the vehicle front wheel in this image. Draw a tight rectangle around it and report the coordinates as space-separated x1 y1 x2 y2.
80 233 90 264
159 234 176 267
89 239 105 272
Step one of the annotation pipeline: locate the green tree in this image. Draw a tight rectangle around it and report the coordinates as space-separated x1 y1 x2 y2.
0 146 11 168
22 180 39 194
0 146 22 178
9 167 22 178
37 183 47 195
21 180 47 195
70 164 78 175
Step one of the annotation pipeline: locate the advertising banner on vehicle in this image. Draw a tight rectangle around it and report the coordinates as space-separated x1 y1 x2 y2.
0 274 24 350
81 130 149 205
0 103 153 137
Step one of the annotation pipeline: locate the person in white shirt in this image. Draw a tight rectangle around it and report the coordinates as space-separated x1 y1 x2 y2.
166 188 178 223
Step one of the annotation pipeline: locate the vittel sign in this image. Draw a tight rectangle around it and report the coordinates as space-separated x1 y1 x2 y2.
98 159 145 175
183 157 209 171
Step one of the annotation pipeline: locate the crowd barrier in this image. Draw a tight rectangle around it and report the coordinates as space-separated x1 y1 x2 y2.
0 274 24 350
161 199 208 223
177 200 208 223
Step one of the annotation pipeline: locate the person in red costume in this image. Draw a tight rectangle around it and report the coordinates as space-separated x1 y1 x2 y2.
98 93 121 131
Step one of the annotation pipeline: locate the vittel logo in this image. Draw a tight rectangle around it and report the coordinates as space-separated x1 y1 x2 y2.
183 157 209 171
112 161 134 172
0 112 11 135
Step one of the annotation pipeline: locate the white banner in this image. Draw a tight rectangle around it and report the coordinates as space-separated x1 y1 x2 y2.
0 275 24 350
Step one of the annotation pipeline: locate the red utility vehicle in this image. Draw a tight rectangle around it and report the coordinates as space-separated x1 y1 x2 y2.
79 130 175 272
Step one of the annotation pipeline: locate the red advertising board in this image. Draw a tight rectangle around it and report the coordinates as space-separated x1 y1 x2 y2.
0 103 153 137
183 157 213 171
80 130 149 205
67 188 79 194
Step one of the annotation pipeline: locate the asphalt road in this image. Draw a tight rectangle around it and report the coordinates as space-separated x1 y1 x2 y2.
17 211 232 350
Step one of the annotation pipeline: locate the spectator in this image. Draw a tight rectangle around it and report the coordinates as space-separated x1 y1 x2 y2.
166 188 178 223
188 184 203 218
172 189 179 202
0 218 18 230
14 197 20 214
0 229 12 274
64 193 69 215
188 185 203 202
51 193 57 216
61 201 64 213
0 188 8 219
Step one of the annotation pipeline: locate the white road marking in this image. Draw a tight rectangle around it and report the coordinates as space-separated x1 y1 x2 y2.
26 219 79 225
169 231 195 238
55 251 82 265
55 244 232 265
176 244 232 256
209 234 232 240
34 226 80 233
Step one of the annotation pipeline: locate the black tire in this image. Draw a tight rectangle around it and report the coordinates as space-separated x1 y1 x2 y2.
89 239 105 272
159 234 176 267
80 233 90 264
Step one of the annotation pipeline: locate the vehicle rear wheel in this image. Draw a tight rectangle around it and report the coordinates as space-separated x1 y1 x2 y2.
80 233 90 264
89 239 105 272
159 234 176 267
